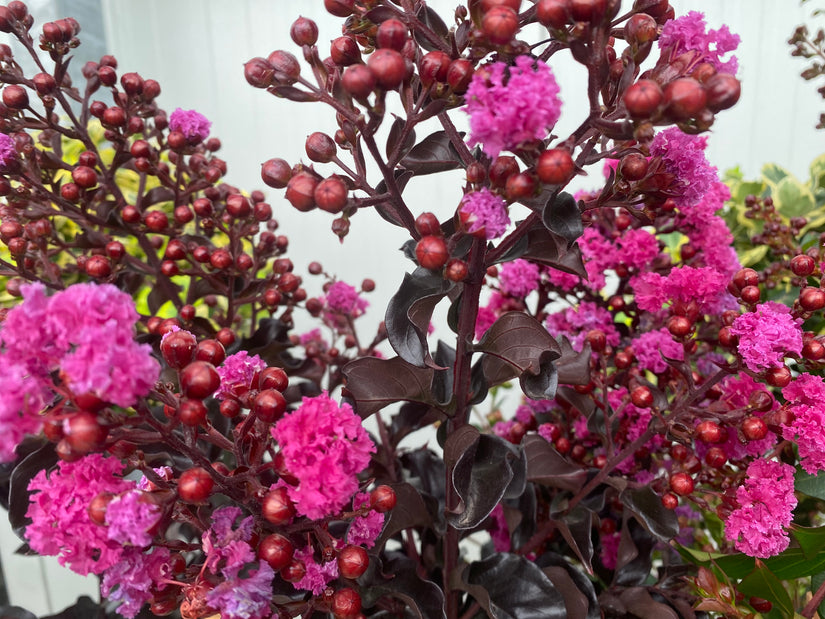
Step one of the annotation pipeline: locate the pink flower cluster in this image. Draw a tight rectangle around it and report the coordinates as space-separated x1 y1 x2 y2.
325 280 369 316
649 128 718 212
215 350 267 400
292 546 339 595
729 302 803 372
465 55 562 158
169 108 212 142
632 265 730 314
659 11 740 74
633 328 684 374
0 132 16 168
782 373 825 474
724 459 796 558
347 492 385 548
498 259 540 298
271 392 375 519
459 188 510 240
0 284 159 460
545 301 620 352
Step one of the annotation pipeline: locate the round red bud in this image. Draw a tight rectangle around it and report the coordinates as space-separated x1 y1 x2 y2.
741 416 768 442
536 148 575 185
178 398 208 426
376 19 408 51
800 287 825 311
244 57 274 89
2 84 28 109
179 361 220 399
482 6 519 45
367 48 407 90
314 176 349 213
178 467 214 503
64 411 108 454
415 235 449 270
324 0 354 17
253 389 287 423
258 533 294 571
262 486 296 525
446 58 474 94
338 545 369 579
695 420 723 444
306 132 337 163
419 51 451 87
663 77 707 120
669 472 694 497
705 73 741 112
791 254 816 277
342 64 376 99
623 79 664 117
370 485 397 512
290 16 318 46
536 0 569 28
630 386 653 408
331 36 361 66
84 254 111 279
332 588 362 619
286 173 319 212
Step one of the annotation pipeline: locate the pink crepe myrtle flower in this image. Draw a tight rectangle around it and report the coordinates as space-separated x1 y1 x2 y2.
101 547 172 619
545 301 620 352
25 454 134 575
498 259 540 298
465 55 562 158
271 392 374 519
782 373 825 474
291 546 339 595
459 188 510 240
203 506 256 578
0 356 51 462
729 302 803 372
600 531 621 570
105 490 162 547
724 459 796 558
0 133 16 168
649 128 718 212
215 350 267 401
632 265 730 314
546 267 580 291
488 504 511 552
325 280 369 316
659 11 740 75
169 108 212 142
347 492 385 548
207 561 275 619
633 328 684 374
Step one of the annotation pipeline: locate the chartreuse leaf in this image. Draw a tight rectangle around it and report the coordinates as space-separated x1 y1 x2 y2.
809 152 825 190
762 162 792 188
737 561 794 618
775 175 815 219
738 244 770 267
795 468 825 501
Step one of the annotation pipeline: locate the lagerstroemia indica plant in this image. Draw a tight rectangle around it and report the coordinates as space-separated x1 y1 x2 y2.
1 0 824 617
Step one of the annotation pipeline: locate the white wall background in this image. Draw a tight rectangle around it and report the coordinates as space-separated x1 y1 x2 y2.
1 0 823 613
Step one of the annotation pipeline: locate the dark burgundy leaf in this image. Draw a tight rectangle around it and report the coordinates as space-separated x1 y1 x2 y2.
386 116 416 160
556 337 592 386
510 485 537 550
373 482 434 548
613 518 655 586
522 434 587 492
621 485 679 541
268 85 320 102
234 318 297 368
431 340 456 406
520 356 559 400
414 5 450 52
400 238 418 262
417 98 449 122
491 232 529 266
543 192 583 247
554 385 596 418
41 596 111 619
556 506 594 574
521 224 587 279
618 588 680 619
361 555 446 619
455 19 471 50
536 552 600 619
390 402 445 449
401 448 447 508
477 312 561 397
343 356 437 417
400 131 464 175
385 268 454 367
461 553 566 619
447 429 526 529
469 357 489 405
139 186 175 209
9 441 57 539
364 6 397 22
0 606 36 619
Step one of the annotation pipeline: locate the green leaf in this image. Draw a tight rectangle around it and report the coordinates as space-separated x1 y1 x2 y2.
762 162 792 188
775 176 816 219
792 526 825 560
730 180 767 203
795 469 825 501
809 152 825 186
737 561 794 618
738 244 769 267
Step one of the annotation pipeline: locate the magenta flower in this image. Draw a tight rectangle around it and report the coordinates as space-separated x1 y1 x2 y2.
724 459 796 558
0 133 16 168
499 259 540 298
633 328 684 374
650 128 718 211
271 392 375 519
105 490 161 547
325 280 368 316
347 492 385 548
465 55 562 158
207 561 274 619
632 265 730 314
616 228 661 269
169 108 212 142
730 302 803 372
25 454 134 575
545 301 620 352
488 504 511 552
291 546 339 595
215 350 267 401
203 506 256 577
101 547 172 619
599 531 621 570
545 267 580 291
460 188 510 240
782 373 825 474
659 11 740 75
0 356 51 462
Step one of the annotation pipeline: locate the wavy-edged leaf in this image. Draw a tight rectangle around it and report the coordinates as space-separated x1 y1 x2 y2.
431 340 456 406
361 555 447 619
385 268 453 367
621 485 678 541
521 225 587 279
400 130 464 175
522 435 587 492
446 428 526 529
375 170 415 227
414 4 450 52
537 552 600 619
343 356 437 417
373 482 433 548
459 553 566 619
543 192 583 247
234 317 298 369
556 506 594 574
555 337 591 386
616 588 679 619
